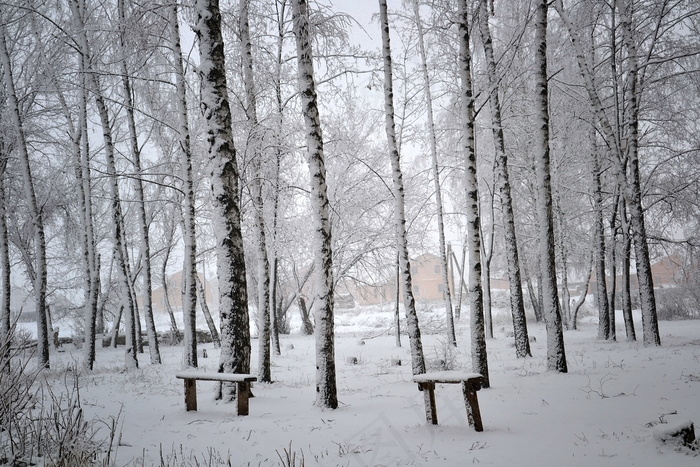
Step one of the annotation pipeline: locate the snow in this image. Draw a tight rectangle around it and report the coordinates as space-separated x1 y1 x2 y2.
413 371 482 383
174 371 256 382
30 309 700 466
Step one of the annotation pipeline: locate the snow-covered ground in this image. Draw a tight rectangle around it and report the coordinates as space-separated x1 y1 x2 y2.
28 307 700 466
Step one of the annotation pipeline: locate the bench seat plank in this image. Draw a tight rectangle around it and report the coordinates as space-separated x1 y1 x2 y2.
413 371 483 384
175 371 257 383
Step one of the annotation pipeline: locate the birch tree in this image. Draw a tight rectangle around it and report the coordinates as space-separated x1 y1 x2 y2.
411 0 456 347
169 0 199 368
533 0 567 372
477 0 531 357
240 0 272 383
378 0 427 377
291 0 338 409
555 0 661 345
0 142 10 340
195 0 251 397
0 25 50 368
117 0 160 364
457 0 489 386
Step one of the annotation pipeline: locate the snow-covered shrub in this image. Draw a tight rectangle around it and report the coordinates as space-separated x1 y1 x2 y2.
0 328 121 466
656 287 699 320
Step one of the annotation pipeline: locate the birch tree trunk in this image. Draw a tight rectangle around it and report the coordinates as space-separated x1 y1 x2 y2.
118 0 160 365
196 273 220 347
458 0 489 386
169 0 198 367
616 0 660 346
269 0 288 357
533 0 566 372
69 0 138 370
619 199 636 341
292 0 338 409
478 0 531 357
555 0 660 346
0 154 9 340
0 27 50 369
378 0 427 377
74 42 99 369
195 0 251 400
240 0 272 383
411 0 456 347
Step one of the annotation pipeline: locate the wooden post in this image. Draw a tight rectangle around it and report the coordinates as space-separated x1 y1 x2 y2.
237 382 250 416
462 379 483 431
419 382 438 424
184 379 197 411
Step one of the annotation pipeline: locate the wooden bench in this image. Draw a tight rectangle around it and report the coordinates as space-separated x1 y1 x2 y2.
175 371 257 415
413 371 484 431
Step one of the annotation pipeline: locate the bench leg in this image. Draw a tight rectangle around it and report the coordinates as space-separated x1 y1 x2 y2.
419 382 438 425
462 382 483 432
184 379 197 411
237 382 250 416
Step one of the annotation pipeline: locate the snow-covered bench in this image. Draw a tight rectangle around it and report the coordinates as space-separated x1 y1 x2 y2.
413 371 484 431
175 371 257 415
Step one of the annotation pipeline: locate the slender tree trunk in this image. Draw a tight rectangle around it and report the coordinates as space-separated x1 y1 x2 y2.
240 0 272 383
292 0 337 408
195 0 250 401
571 257 593 330
619 199 636 341
270 257 281 354
70 0 138 370
555 0 660 345
168 1 198 367
592 141 611 340
458 0 489 385
378 0 426 378
533 0 566 372
196 273 220 347
616 0 660 346
0 27 50 369
298 296 314 336
270 0 288 358
478 2 531 357
118 0 160 364
77 51 99 369
394 252 401 347
608 192 620 342
0 156 9 339
412 0 456 347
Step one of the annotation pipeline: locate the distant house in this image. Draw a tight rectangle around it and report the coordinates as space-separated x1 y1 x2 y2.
347 253 451 306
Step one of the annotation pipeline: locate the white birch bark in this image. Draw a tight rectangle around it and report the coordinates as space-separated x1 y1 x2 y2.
378 0 426 377
118 0 160 365
458 0 489 386
69 39 99 369
0 151 9 339
169 1 198 368
555 0 660 345
0 26 50 369
69 0 138 369
411 0 456 347
619 198 636 341
477 1 531 357
533 0 567 372
196 272 220 347
240 0 272 383
194 0 251 400
615 0 660 346
292 0 338 409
